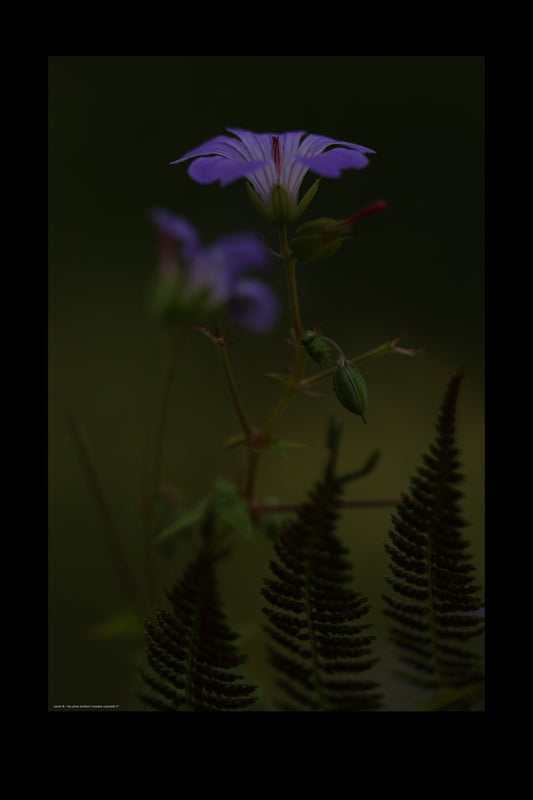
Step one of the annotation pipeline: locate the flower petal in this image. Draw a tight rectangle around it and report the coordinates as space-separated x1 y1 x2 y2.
187 155 268 186
149 207 201 260
226 128 274 161
207 233 270 276
296 147 372 177
171 133 253 164
229 278 280 333
226 128 306 160
298 134 375 158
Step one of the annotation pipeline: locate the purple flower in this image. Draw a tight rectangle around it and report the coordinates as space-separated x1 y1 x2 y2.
150 207 279 332
171 128 375 222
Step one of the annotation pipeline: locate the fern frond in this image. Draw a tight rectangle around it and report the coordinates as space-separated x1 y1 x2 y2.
139 522 257 711
383 369 484 693
262 418 381 711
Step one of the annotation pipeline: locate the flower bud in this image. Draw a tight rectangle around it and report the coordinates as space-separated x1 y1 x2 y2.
333 362 368 423
300 330 332 367
289 217 346 263
290 201 387 263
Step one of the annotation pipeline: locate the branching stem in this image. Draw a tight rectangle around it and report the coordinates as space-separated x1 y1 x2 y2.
301 337 407 390
218 342 253 441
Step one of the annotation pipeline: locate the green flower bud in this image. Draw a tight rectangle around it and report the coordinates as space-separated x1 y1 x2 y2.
300 330 332 367
296 217 339 234
333 362 368 423
289 217 347 263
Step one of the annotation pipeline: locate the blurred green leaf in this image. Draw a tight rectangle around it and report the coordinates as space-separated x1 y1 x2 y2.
223 432 248 449
266 372 289 385
268 438 308 460
156 494 212 544
213 478 254 544
87 608 144 641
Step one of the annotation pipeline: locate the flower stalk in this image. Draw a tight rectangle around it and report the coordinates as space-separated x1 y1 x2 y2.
142 325 184 603
279 224 303 343
301 331 422 391
69 416 144 618
217 339 254 441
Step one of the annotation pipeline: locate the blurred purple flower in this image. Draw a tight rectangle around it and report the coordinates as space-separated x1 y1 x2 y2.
171 128 375 221
150 207 279 332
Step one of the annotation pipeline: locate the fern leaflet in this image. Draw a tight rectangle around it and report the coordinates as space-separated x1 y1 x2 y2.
262 418 382 711
383 369 485 692
139 519 257 711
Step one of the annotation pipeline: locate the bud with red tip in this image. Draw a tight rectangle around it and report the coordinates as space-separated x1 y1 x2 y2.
290 199 387 263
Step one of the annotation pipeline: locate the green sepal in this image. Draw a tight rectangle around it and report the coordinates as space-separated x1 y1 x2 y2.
290 235 343 263
300 330 332 366
246 181 274 222
270 184 292 225
296 217 338 234
290 216 348 263
292 178 321 220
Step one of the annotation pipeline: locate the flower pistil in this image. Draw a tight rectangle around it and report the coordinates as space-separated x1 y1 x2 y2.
271 136 282 181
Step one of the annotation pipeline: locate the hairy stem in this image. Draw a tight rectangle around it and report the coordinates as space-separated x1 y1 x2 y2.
218 342 253 440
279 225 303 343
143 326 183 603
242 227 307 503
145 328 183 493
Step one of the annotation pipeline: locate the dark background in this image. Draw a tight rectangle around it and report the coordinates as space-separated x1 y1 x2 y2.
48 56 484 711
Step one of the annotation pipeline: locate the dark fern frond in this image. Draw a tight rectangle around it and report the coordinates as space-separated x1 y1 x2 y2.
262 417 381 711
139 520 257 711
383 369 485 693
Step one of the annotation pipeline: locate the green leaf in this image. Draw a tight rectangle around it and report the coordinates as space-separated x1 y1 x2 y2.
156 494 212 544
223 432 248 449
265 372 289 385
213 478 254 543
267 438 308 460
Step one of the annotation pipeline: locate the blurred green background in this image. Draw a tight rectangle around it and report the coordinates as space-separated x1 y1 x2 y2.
48 56 484 711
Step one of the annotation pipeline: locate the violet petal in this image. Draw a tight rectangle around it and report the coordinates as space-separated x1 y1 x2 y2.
229 278 280 332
